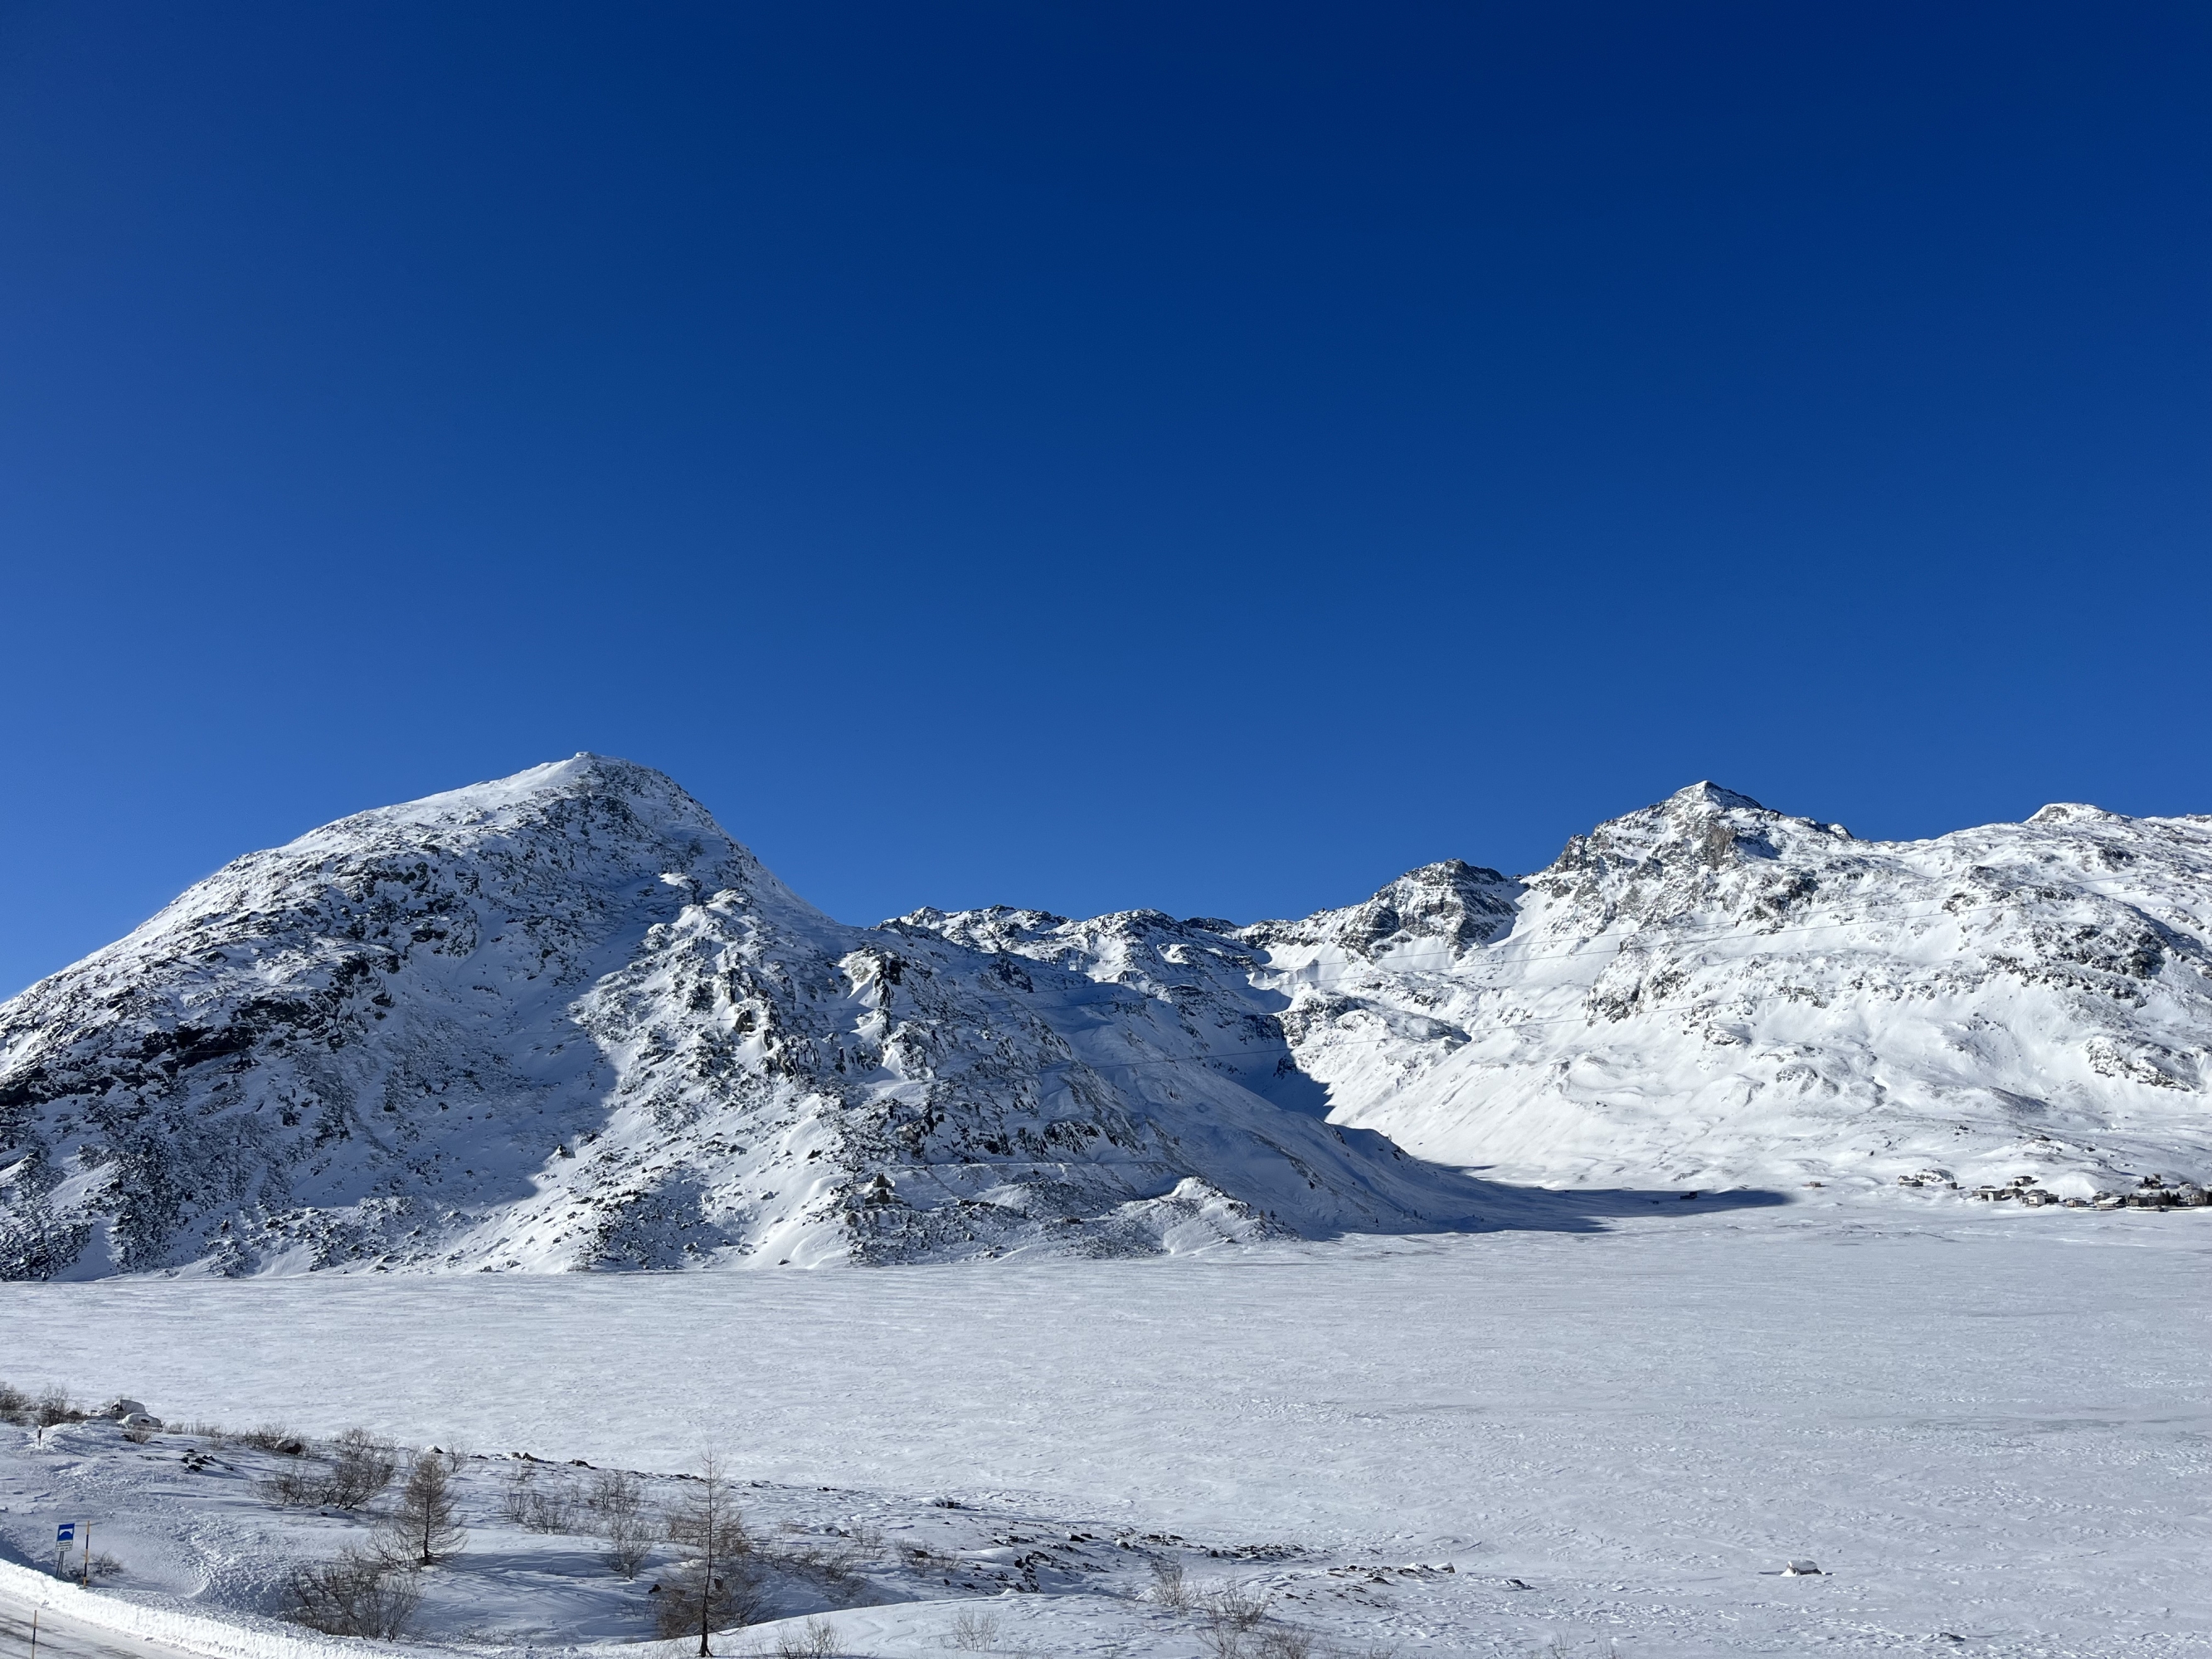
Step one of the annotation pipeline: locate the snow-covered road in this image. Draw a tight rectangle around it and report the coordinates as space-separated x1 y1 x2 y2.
0 1593 192 1659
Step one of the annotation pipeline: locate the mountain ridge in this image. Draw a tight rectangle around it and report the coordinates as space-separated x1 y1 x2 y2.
2 758 2205 1279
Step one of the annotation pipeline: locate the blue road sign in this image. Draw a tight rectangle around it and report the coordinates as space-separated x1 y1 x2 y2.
56 1521 75 1544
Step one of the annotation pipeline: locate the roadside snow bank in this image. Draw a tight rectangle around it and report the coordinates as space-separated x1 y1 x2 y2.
0 1558 418 1659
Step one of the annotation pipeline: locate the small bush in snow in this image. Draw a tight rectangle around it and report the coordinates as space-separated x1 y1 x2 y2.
239 1423 301 1454
944 1608 1000 1652
589 1467 646 1522
323 1428 397 1509
502 1460 583 1530
1198 1582 1272 1632
1148 1559 1192 1610
1194 1581 1275 1659
34 1386 80 1433
775 1617 841 1659
0 1380 29 1425
289 1547 421 1638
606 1509 659 1579
259 1462 327 1508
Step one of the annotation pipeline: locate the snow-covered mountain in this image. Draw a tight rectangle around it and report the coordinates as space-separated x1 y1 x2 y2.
2 760 2205 1279
0 757 1476 1278
954 783 2212 1199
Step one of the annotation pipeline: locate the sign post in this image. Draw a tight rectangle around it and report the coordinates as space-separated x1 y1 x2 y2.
54 1522 74 1579
80 1522 91 1588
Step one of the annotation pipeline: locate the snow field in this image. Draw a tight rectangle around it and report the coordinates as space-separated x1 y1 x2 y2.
4 1204 2208 1657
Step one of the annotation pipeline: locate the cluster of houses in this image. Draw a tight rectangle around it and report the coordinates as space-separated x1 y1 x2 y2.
1896 1171 2210 1210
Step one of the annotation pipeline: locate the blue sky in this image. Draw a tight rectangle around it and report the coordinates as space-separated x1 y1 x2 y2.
1 2 2206 995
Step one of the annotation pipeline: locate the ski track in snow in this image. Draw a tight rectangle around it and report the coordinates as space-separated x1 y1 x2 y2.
3 1204 2208 1658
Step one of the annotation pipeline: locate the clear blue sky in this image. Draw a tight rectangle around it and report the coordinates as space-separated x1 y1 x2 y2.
2 2 2207 995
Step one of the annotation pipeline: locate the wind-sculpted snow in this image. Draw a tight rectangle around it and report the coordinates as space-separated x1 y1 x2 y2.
2 761 2205 1279
0 757 1477 1278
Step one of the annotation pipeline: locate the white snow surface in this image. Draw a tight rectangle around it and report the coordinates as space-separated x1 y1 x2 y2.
2 758 2207 1278
1 1204 2207 1657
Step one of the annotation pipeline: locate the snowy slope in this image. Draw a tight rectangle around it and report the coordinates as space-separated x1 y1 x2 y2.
2 762 2206 1280
0 757 1475 1279
941 784 2211 1198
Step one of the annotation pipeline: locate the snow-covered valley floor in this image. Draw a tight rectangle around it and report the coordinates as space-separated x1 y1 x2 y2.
2 1197 2207 1659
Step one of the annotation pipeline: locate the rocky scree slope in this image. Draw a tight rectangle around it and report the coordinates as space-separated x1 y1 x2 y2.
919 785 2212 1199
0 757 1473 1278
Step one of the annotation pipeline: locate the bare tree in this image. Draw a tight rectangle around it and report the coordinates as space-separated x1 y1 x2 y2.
655 1455 764 1655
377 1451 467 1567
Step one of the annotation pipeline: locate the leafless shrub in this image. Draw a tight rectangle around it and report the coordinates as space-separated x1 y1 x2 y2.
176 1421 228 1443
441 1442 471 1474
607 1510 660 1579
34 1386 79 1433
901 1540 952 1570
0 1380 30 1425
259 1462 328 1508
771 1531 874 1607
775 1618 841 1659
1195 1581 1275 1659
240 1423 300 1453
524 1476 581 1532
323 1428 397 1509
944 1608 1000 1652
377 1451 467 1566
1149 1559 1192 1610
589 1468 647 1524
500 1460 537 1523
1199 1582 1272 1631
1252 1628 1315 1659
496 1460 581 1531
122 1421 157 1445
289 1546 421 1638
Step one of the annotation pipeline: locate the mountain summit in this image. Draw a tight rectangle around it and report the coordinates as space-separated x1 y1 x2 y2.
0 757 1472 1277
2 762 2205 1277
